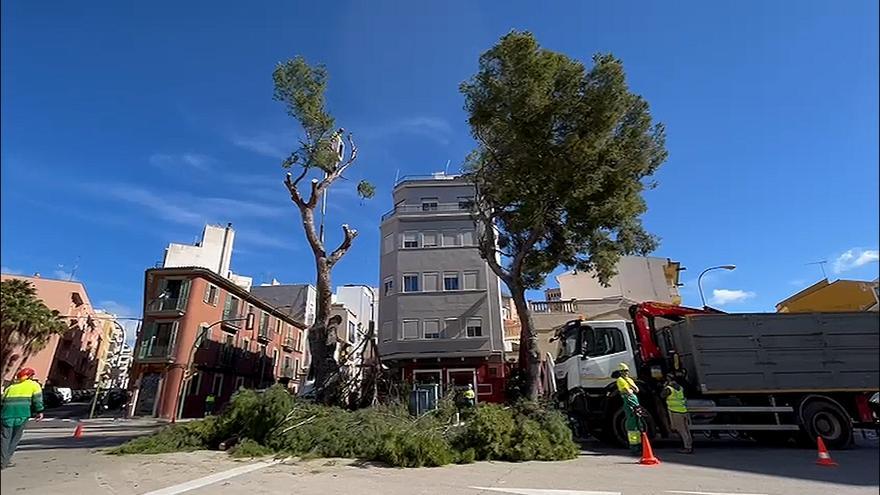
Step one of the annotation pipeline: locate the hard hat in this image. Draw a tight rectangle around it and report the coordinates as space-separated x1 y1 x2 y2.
16 367 36 380
617 363 630 372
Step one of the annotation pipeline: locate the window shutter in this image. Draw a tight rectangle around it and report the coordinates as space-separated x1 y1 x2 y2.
177 279 191 310
203 283 211 303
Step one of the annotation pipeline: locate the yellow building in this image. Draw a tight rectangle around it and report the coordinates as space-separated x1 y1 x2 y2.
776 278 879 313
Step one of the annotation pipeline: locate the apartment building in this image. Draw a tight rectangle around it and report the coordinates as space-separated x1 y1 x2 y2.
129 267 307 419
162 223 253 290
378 173 506 403
1 274 103 389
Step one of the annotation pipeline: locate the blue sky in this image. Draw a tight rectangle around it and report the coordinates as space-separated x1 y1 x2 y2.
2 1 878 330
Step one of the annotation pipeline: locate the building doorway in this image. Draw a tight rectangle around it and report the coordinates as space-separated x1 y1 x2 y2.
135 372 162 416
446 368 476 402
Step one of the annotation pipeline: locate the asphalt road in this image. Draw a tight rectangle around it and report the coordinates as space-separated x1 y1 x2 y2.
1 410 877 495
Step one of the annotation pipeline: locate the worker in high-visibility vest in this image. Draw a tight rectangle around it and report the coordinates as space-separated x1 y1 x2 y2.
615 362 642 455
661 374 693 453
1 368 44 468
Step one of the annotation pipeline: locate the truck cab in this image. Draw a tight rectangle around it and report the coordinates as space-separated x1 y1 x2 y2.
553 319 638 393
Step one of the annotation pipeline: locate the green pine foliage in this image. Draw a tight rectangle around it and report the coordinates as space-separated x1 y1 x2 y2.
111 386 578 466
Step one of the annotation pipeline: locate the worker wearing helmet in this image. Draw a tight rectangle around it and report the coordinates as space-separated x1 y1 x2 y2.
615 362 642 455
1 368 44 468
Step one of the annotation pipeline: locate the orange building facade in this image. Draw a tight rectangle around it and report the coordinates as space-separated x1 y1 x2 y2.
129 267 307 419
1 274 104 389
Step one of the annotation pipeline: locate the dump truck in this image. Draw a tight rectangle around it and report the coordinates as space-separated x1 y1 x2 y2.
553 302 880 448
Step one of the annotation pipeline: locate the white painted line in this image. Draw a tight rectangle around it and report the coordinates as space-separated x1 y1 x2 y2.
142 458 285 495
471 488 621 495
665 491 769 495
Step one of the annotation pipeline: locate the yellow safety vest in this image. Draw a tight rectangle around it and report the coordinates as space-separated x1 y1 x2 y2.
463 389 475 400
665 385 687 413
616 376 636 394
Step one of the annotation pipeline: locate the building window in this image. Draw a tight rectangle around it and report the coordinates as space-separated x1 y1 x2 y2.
234 376 244 390
242 338 250 352
187 372 202 396
383 234 394 254
402 319 420 340
138 321 178 359
223 294 240 320
458 196 474 210
461 230 475 246
348 321 357 343
444 318 460 338
423 272 439 292
275 319 282 335
383 277 394 296
294 358 301 372
422 231 438 247
283 355 292 372
421 197 439 211
272 348 279 373
211 373 224 396
381 321 392 343
424 320 441 339
443 273 460 291
260 313 269 336
463 271 478 290
466 318 483 338
197 324 210 348
203 284 219 305
403 274 420 292
402 232 420 248
442 231 458 247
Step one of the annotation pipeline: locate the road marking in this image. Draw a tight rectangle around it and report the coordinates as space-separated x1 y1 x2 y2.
471 488 621 495
665 491 769 495
142 458 285 495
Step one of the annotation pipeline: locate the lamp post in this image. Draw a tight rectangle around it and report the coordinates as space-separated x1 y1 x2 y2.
698 265 737 308
174 312 254 421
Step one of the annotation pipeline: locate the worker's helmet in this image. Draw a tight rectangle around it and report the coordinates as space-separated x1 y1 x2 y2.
617 362 630 372
16 367 36 380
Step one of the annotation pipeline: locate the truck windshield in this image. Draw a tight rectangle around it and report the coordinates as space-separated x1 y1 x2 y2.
557 326 580 362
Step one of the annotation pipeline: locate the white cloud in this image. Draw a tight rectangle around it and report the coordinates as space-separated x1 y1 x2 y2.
231 131 296 159
1 266 22 275
832 248 879 274
52 269 76 281
149 153 213 171
99 183 286 227
710 289 756 305
361 116 453 145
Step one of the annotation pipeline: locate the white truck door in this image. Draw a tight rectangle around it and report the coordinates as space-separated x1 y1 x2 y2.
577 321 638 390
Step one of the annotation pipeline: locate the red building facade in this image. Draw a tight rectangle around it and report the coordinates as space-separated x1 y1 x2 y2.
129 267 307 419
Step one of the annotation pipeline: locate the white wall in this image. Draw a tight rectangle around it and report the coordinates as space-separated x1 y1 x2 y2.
557 256 678 303
334 286 376 335
163 224 235 276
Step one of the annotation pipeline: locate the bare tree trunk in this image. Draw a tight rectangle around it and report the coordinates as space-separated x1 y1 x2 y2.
308 256 341 404
509 284 540 400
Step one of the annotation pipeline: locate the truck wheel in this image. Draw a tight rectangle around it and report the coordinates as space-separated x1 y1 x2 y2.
800 399 853 449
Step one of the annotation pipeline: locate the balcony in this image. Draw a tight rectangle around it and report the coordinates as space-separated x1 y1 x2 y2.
281 337 295 351
257 330 271 343
529 300 579 314
381 202 472 221
136 341 175 362
218 346 236 367
147 297 186 314
280 366 296 379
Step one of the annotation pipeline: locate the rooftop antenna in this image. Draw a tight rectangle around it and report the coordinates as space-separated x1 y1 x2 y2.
806 260 828 280
444 159 451 175
394 169 400 185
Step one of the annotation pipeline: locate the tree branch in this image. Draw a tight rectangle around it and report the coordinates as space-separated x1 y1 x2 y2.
511 228 542 278
328 224 358 267
284 173 307 209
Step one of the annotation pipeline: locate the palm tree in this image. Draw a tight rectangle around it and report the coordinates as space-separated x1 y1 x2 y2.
1 279 68 378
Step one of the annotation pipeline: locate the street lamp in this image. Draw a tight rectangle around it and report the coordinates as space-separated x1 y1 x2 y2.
174 312 255 421
698 265 737 308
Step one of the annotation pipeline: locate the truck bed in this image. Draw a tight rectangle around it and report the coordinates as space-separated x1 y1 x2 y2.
666 312 880 394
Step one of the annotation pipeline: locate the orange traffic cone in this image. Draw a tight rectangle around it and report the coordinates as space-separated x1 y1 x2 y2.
639 432 661 465
815 437 838 467
72 422 84 439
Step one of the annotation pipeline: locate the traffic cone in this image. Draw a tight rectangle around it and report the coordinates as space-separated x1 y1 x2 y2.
72 423 84 439
639 432 661 465
815 437 838 467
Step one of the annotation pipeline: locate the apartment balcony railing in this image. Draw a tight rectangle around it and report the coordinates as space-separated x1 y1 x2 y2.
280 366 296 379
136 341 175 362
218 346 236 367
381 202 472 221
281 337 295 351
147 297 185 313
529 300 579 314
257 329 271 343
